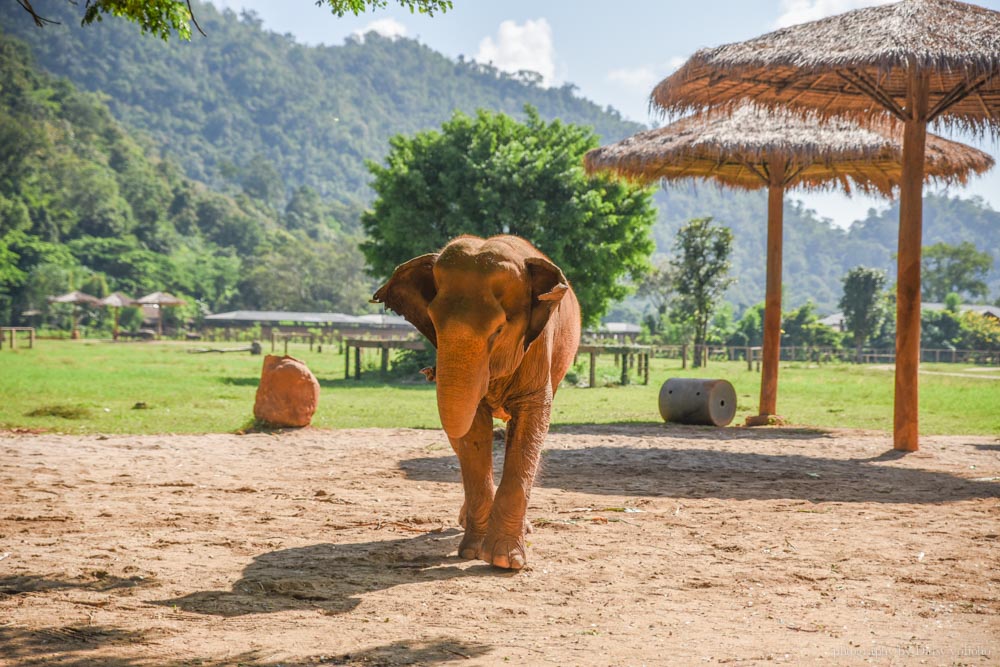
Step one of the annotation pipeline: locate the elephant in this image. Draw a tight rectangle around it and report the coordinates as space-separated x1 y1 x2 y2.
372 235 581 569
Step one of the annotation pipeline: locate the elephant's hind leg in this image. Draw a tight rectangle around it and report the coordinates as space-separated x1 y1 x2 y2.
449 401 495 560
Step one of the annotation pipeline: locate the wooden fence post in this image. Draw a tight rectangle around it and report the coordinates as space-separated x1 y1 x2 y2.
589 351 596 388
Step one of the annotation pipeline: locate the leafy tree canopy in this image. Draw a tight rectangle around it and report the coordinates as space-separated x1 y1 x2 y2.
361 106 656 327
839 266 888 361
921 241 993 303
669 217 734 367
17 0 452 40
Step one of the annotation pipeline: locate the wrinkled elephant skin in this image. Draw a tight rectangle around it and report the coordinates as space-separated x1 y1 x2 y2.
373 235 581 569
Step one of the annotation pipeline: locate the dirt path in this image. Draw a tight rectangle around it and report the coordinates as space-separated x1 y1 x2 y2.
1 426 998 666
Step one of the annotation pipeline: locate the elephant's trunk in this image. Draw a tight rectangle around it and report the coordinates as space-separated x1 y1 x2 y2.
435 334 490 440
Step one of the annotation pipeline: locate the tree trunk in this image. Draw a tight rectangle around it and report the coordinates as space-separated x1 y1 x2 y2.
758 180 785 416
893 71 929 453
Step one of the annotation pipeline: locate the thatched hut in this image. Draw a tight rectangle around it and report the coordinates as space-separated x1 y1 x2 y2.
651 0 1000 451
585 103 992 422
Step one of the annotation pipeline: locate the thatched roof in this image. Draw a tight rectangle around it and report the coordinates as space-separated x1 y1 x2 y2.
48 290 100 305
137 291 185 306
98 292 136 308
652 0 1000 131
584 104 993 194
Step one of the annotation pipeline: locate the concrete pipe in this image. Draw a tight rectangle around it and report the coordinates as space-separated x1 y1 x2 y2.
658 378 737 427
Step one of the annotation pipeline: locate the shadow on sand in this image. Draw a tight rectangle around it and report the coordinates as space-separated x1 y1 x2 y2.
402 424 1000 504
154 529 507 618
0 623 487 666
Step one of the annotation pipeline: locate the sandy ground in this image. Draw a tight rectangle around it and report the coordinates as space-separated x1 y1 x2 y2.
1 425 998 666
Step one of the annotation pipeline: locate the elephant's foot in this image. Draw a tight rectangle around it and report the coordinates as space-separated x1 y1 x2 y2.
480 530 527 570
457 531 485 560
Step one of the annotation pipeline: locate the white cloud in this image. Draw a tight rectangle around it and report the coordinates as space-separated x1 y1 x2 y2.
606 56 687 95
607 66 659 93
352 17 407 40
475 19 557 87
774 0 895 28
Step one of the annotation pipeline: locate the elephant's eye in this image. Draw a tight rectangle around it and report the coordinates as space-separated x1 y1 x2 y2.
488 324 503 347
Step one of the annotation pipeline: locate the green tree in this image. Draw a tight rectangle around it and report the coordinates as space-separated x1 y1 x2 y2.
240 154 285 209
18 0 453 40
780 301 840 353
362 106 656 326
840 266 887 362
727 302 765 348
922 241 992 302
669 217 734 368
921 308 962 350
957 312 1000 353
237 231 373 313
636 259 674 340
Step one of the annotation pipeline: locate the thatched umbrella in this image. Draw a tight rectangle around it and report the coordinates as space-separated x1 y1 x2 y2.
98 292 136 341
48 290 100 339
585 103 992 422
652 0 1000 451
137 291 186 337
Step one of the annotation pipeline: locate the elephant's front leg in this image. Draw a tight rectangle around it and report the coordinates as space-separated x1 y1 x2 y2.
448 401 495 560
480 391 550 570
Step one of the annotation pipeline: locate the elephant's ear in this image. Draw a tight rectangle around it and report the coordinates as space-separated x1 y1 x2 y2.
524 256 570 351
371 253 439 347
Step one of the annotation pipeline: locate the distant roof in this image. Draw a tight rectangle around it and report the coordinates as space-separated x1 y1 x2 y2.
818 313 844 329
598 322 642 334
204 310 414 328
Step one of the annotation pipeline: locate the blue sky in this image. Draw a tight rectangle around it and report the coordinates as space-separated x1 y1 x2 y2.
211 0 1000 229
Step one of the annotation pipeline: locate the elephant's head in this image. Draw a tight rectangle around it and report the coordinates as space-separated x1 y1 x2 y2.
372 236 570 439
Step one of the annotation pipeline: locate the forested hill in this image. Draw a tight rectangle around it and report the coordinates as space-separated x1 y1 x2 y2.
0 0 643 220
0 37 375 325
2 0 997 319
655 185 1000 313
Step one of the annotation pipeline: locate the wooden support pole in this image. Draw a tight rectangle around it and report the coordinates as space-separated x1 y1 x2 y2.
381 346 389 376
893 72 929 453
589 351 596 388
344 344 350 379
758 179 785 417
354 346 361 381
644 352 650 385
620 354 629 386
681 344 687 369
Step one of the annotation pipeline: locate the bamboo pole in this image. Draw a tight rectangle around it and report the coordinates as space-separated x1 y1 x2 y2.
893 70 930 452
758 169 786 417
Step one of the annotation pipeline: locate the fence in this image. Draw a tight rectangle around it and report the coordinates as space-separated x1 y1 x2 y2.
645 344 999 367
0 327 35 350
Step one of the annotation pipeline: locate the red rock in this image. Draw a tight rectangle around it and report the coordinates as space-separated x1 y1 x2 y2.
253 355 320 427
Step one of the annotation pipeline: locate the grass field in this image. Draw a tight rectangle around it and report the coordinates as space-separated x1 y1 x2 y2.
0 339 997 435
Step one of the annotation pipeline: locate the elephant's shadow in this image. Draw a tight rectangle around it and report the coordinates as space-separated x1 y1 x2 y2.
153 530 503 617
